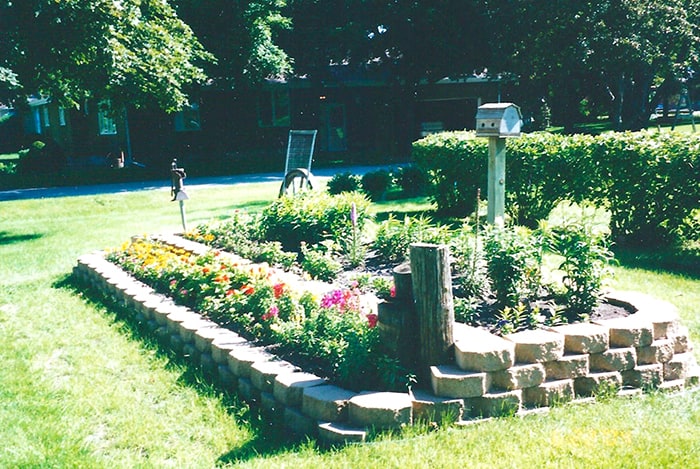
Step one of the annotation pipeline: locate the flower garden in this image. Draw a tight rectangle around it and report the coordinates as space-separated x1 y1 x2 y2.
76 130 700 440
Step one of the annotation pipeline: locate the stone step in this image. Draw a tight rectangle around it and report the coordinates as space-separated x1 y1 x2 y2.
490 363 545 391
273 372 327 407
430 364 489 398
249 360 300 393
410 389 464 424
547 323 609 354
348 391 413 430
504 329 565 364
593 316 654 348
318 422 367 445
453 323 514 372
302 384 357 422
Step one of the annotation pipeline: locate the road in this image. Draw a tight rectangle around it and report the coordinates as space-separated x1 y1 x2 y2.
0 164 403 201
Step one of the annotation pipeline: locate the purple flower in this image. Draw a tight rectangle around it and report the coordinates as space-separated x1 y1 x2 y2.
350 202 357 226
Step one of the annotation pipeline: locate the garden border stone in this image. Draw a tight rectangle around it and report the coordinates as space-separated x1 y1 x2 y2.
73 236 700 445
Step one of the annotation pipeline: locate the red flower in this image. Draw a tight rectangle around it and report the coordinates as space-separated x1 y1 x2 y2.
366 313 378 328
273 283 285 298
240 284 255 295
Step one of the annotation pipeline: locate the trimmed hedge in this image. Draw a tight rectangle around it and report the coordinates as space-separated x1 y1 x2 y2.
413 131 700 247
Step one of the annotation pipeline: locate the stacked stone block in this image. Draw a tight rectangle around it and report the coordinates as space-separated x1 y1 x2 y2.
74 238 700 444
430 292 699 418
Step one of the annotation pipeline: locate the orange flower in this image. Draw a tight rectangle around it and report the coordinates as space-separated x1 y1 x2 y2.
240 284 255 295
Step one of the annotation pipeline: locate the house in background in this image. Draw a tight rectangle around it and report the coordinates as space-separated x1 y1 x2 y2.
8 70 502 173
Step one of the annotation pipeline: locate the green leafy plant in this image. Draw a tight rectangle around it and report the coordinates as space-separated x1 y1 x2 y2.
327 172 362 194
300 241 342 282
545 223 615 320
361 169 394 201
482 225 544 309
394 165 428 197
260 191 371 252
373 215 453 264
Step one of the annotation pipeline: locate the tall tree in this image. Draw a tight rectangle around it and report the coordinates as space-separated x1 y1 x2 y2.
486 0 700 131
0 0 212 111
172 0 292 90
283 0 492 85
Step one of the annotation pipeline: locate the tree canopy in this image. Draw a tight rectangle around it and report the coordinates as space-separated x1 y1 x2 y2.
172 0 292 90
1 0 698 129
0 0 212 112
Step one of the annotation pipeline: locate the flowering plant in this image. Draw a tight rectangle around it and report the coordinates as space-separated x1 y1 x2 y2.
107 237 396 390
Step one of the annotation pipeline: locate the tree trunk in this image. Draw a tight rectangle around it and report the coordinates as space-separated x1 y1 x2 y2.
410 243 454 379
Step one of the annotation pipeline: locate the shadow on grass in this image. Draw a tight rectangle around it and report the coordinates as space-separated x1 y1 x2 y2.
613 246 700 279
53 273 322 463
0 230 43 245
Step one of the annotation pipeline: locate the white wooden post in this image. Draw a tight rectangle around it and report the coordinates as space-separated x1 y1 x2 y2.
487 137 506 226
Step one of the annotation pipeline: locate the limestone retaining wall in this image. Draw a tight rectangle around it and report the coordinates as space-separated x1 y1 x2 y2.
74 236 700 444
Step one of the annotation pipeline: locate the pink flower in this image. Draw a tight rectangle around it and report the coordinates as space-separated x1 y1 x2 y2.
262 305 279 321
390 285 396 298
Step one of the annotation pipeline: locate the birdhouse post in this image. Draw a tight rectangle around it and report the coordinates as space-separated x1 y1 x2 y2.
475 103 523 226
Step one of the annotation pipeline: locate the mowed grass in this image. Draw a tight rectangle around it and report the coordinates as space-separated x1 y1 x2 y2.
1 178 699 468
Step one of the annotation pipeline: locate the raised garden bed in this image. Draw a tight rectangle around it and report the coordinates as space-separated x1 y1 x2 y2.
74 233 700 444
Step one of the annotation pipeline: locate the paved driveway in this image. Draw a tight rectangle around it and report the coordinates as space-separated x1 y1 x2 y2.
0 164 403 201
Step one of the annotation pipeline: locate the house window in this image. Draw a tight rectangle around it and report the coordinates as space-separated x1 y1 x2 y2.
97 100 118 135
258 89 290 127
174 103 201 132
58 107 66 126
42 106 50 128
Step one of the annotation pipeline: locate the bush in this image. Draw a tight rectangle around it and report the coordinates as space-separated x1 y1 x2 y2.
589 131 700 247
545 223 615 320
259 191 371 252
413 132 487 216
300 242 342 282
17 138 67 174
414 130 700 247
361 170 394 201
327 172 362 194
394 164 428 197
372 215 453 264
482 225 543 309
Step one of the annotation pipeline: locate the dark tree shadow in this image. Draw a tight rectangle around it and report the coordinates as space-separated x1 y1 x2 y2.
0 230 43 245
613 246 700 279
53 273 327 463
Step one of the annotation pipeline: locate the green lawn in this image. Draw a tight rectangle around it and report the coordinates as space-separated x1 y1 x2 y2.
1 180 699 468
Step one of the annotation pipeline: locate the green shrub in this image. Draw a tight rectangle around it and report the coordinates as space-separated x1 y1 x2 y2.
482 225 543 309
300 241 342 282
327 172 362 194
361 169 394 201
589 131 700 247
413 132 487 216
372 215 453 264
394 164 428 197
545 223 615 320
259 191 371 252
414 130 700 247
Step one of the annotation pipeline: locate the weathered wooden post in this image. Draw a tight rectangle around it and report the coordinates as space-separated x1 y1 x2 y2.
377 263 418 370
410 243 454 379
475 103 523 226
